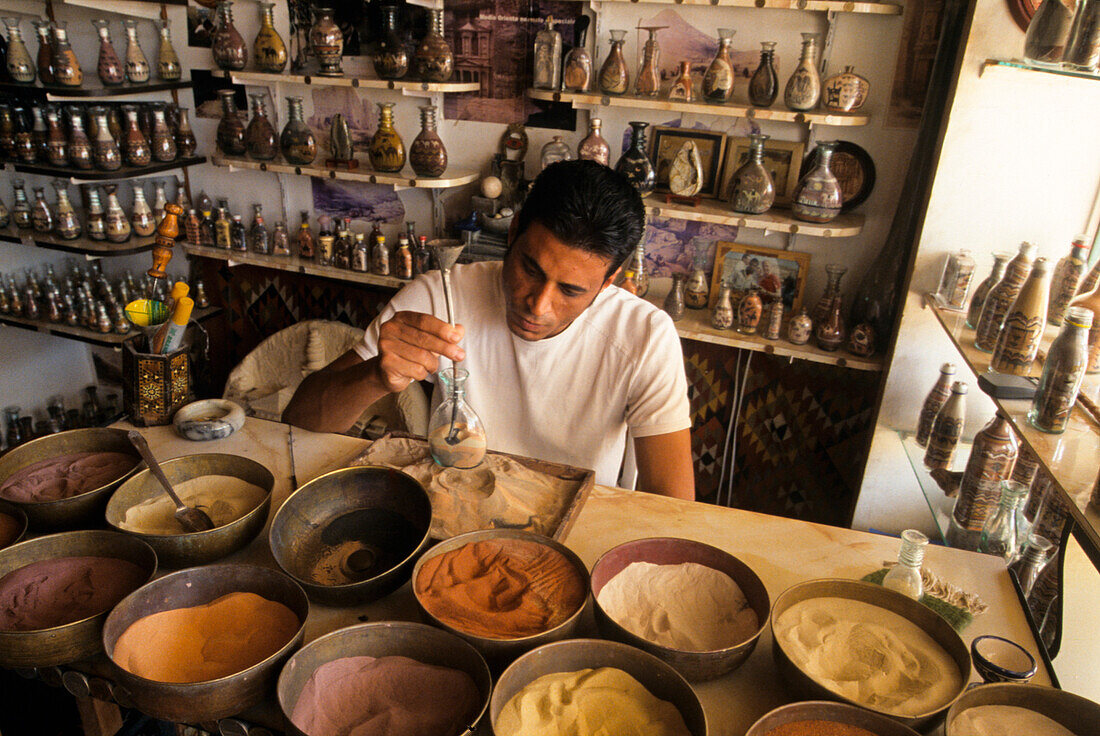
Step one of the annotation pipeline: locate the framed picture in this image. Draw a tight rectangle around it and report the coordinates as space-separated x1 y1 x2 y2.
709 241 811 314
649 126 727 198
719 137 806 206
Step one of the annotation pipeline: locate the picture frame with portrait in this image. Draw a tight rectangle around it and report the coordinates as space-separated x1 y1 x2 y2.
649 126 727 198
709 241 811 314
719 137 806 206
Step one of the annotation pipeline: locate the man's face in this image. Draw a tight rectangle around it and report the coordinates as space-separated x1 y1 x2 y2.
501 220 618 341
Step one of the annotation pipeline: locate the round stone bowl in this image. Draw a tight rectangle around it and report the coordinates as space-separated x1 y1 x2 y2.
0 499 28 550
0 428 141 530
745 701 922 736
945 683 1100 736
0 530 156 668
490 638 707 736
590 536 769 681
770 578 971 732
269 465 432 606
277 622 493 736
105 453 274 568
101 563 309 724
172 399 246 441
411 529 590 664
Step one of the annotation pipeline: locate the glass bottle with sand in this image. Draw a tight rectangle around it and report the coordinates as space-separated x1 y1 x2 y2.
428 367 486 469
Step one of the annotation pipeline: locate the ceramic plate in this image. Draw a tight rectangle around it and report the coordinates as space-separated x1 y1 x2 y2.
801 141 876 213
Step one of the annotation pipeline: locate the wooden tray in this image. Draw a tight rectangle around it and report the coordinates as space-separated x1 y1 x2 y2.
348 432 594 542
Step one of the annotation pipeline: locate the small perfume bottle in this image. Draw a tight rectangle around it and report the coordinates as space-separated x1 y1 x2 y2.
882 529 928 600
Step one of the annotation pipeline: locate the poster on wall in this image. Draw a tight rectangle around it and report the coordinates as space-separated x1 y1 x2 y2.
311 179 406 224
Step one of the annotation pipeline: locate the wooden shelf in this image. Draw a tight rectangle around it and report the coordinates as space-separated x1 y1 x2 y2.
211 154 479 190
0 79 193 101
644 195 864 237
646 277 884 371
528 89 870 127
925 299 1100 569
183 244 408 290
0 306 221 349
0 227 155 257
579 0 902 13
7 156 207 182
212 68 479 94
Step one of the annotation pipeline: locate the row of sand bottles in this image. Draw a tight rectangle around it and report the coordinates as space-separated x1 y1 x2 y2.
215 91 448 178
4 178 174 244
535 20 828 113
5 16 179 87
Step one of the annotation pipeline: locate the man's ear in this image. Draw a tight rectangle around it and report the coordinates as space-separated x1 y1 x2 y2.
601 264 623 291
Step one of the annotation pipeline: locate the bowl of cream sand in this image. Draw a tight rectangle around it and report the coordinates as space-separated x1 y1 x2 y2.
590 536 769 681
106 453 273 568
770 579 970 731
945 682 1100 736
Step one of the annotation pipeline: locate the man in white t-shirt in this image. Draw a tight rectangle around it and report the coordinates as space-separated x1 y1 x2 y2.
284 160 694 499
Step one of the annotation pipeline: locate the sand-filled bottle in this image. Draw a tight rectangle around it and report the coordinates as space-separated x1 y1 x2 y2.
428 368 487 469
990 256 1051 374
974 242 1036 352
923 381 966 470
948 411 1018 550
966 251 1010 328
1028 306 1092 432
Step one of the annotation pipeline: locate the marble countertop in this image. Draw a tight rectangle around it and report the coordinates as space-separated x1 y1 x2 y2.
130 416 1052 735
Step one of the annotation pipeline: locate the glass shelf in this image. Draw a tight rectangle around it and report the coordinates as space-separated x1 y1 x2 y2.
925 298 1100 569
981 58 1100 84
898 430 970 543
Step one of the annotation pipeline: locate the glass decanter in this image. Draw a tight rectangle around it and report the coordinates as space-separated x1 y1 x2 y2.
428 367 487 469
979 480 1030 562
124 19 150 84
882 529 928 599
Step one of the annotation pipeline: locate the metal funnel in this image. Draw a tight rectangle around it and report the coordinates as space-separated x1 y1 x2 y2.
426 239 465 326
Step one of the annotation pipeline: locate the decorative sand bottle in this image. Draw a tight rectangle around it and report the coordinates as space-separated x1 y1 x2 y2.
310 8 344 76
150 104 177 162
684 246 710 309
123 19 150 83
175 107 197 158
409 105 447 177
667 60 694 102
990 256 1051 374
702 28 735 103
4 18 36 84
369 102 406 173
156 19 182 81
598 30 629 95
966 251 1010 328
131 185 155 237
1028 307 1092 433
104 185 131 243
916 362 956 447
738 288 763 335
53 180 80 239
212 1 247 72
784 33 821 111
730 133 776 214
711 284 734 329
663 273 686 321
93 20 124 85
936 248 976 309
253 2 287 73
1047 236 1089 326
923 380 966 470
974 241 1037 352
11 179 31 229
280 96 316 165
415 9 452 82
614 121 656 195
216 89 246 156
67 109 93 170
245 93 277 161
1069 278 1100 373
532 17 562 91
787 308 812 345
749 42 779 107
562 16 592 92
428 368 487 469
31 186 53 233
32 20 53 85
635 26 664 97
948 411 1018 550
374 5 408 80
578 117 610 165
792 141 842 223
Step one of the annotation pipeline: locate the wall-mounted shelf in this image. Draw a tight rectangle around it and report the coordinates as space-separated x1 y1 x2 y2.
0 227 155 257
528 89 870 127
212 68 479 95
0 79 193 102
0 306 220 349
211 154 479 190
586 0 902 14
646 277 884 371
925 298 1100 570
644 196 864 237
183 244 408 290
6 156 207 182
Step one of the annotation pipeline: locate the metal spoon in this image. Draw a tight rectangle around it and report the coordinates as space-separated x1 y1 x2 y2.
427 239 467 445
127 430 216 533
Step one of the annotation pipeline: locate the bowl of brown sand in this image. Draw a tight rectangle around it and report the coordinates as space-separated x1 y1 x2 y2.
745 701 922 736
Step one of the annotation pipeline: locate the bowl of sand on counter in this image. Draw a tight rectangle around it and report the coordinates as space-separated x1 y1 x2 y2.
490 638 706 736
745 700 923 736
277 622 492 736
945 682 1100 736
102 563 308 723
590 536 769 681
770 579 970 732
105 453 273 567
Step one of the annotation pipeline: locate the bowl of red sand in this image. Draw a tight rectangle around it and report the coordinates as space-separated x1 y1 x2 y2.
745 701 922 736
0 529 156 668
277 621 492 736
0 500 27 551
0 428 141 530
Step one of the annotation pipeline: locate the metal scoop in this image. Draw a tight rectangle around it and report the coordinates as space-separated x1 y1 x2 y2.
127 431 216 533
427 239 466 445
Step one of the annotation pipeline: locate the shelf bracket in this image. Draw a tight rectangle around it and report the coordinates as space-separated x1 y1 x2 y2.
429 188 447 237
785 231 799 252
821 10 840 79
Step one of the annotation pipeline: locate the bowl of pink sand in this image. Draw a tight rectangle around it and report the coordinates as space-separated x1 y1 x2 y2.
590 536 770 681
277 621 492 736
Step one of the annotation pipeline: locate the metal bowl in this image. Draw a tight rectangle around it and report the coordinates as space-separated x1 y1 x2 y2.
590 537 769 681
770 579 970 731
490 638 707 736
0 499 28 550
412 529 590 664
105 453 273 568
0 428 141 530
269 465 432 606
946 682 1100 735
745 701 922 736
277 622 493 736
101 563 309 724
0 530 156 668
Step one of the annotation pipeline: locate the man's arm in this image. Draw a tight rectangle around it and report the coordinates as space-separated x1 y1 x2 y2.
634 429 695 501
282 312 464 433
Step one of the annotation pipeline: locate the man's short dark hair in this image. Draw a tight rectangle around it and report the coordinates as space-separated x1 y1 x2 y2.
513 159 646 277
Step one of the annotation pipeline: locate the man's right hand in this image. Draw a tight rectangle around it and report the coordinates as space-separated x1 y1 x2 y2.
374 311 466 393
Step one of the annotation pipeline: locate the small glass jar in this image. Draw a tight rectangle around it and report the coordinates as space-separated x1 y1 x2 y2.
1009 534 1054 598
979 480 1030 563
428 367 487 469
882 529 928 600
